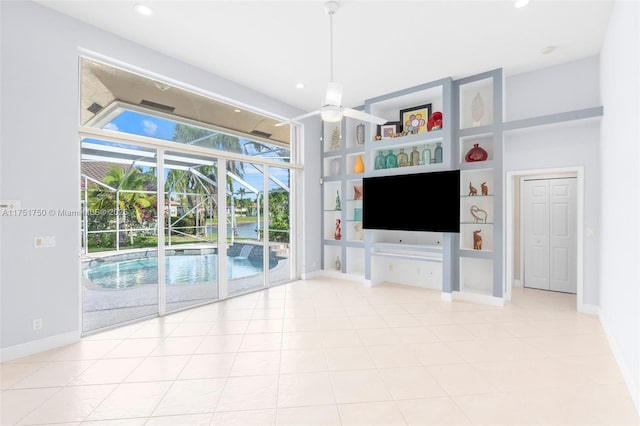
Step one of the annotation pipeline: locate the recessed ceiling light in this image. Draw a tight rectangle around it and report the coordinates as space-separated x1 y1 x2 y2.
134 4 153 16
296 83 305 89
541 45 556 55
234 109 242 113
514 0 530 8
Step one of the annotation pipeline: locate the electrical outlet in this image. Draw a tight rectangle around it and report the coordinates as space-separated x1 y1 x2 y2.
32 318 43 330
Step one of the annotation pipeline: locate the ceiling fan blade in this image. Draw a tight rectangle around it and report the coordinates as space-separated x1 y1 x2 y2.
274 110 321 126
343 108 387 125
324 82 343 106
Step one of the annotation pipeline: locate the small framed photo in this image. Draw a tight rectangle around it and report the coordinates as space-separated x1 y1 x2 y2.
377 121 401 139
400 103 432 135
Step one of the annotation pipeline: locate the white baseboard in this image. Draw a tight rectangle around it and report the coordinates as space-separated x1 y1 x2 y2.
598 311 640 416
578 303 599 315
1 330 80 363
441 292 453 302
300 269 323 280
452 291 505 306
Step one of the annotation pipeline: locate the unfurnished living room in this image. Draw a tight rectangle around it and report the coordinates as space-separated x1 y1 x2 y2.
1 1 639 425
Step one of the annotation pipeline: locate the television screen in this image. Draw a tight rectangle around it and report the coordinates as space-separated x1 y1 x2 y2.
363 170 460 233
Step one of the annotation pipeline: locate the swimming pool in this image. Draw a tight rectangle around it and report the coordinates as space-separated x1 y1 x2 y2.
84 253 272 289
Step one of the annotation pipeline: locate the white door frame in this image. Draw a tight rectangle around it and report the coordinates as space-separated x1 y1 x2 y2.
505 166 585 311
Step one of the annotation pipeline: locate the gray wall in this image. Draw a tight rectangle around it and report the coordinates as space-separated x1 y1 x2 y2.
504 56 601 306
0 0 319 356
599 0 640 410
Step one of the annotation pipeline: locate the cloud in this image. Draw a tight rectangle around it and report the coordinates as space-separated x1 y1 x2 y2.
103 123 119 131
142 119 158 135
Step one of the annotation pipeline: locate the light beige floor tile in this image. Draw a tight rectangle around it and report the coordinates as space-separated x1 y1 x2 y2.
10 360 94 389
445 337 544 364
17 384 115 425
372 304 409 315
211 409 276 426
282 318 319 332
81 418 147 426
350 316 388 329
207 320 249 335
150 336 205 356
279 349 327 374
153 378 224 416
169 321 214 337
524 384 640 425
356 328 401 346
86 381 172 420
429 324 478 341
14 340 120 363
453 391 540 425
378 366 446 400
277 372 336 407
321 330 363 348
125 355 190 383
216 375 279 412
195 334 243 354
426 363 494 396
392 326 440 344
315 317 354 331
344 305 378 316
128 323 178 338
216 309 255 321
276 405 341 426
0 362 44 389
337 401 406 426
246 319 284 334
103 338 161 358
280 331 323 351
397 397 472 425
178 353 236 379
330 370 392 404
523 333 614 357
250 308 285 320
324 347 375 371
229 351 280 376
69 358 143 385
0 387 60 425
366 345 421 368
412 342 467 366
146 413 212 425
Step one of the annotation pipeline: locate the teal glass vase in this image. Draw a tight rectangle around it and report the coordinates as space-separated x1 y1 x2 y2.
434 142 443 163
374 151 386 170
385 150 398 168
422 145 432 165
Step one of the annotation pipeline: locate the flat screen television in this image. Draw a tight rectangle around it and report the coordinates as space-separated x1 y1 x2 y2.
363 170 460 233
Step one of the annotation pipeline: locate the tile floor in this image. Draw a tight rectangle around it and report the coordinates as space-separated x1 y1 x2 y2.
1 277 639 425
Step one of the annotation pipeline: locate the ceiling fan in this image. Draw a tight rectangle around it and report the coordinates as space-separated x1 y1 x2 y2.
276 1 387 127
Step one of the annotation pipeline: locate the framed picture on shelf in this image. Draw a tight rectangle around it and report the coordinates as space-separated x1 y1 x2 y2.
377 121 400 139
400 103 432 135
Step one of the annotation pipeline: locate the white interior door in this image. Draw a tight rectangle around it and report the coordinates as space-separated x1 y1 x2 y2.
523 177 577 293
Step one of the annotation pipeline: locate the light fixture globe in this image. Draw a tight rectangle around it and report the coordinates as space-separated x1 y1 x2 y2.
321 105 343 122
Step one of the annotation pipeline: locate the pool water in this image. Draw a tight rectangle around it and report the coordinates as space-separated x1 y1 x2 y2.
85 254 268 289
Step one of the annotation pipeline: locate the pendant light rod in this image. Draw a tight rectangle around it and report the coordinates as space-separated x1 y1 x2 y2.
325 1 339 83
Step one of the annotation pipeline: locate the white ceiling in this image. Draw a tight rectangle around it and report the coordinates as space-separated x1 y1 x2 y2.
35 0 613 115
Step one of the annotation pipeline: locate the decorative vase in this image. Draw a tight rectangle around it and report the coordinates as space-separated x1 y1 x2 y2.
385 150 398 169
410 146 420 166
330 158 340 176
356 123 365 145
465 143 488 162
334 219 341 240
335 256 341 270
397 148 409 167
471 91 485 126
422 145 432 165
374 151 386 170
434 142 443 163
353 185 363 200
354 154 365 174
335 190 341 211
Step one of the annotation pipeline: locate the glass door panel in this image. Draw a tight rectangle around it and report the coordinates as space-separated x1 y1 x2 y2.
164 151 219 312
81 139 159 333
267 165 292 287
227 159 266 296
